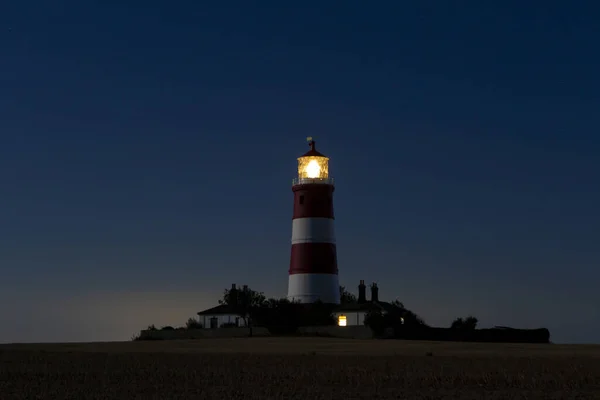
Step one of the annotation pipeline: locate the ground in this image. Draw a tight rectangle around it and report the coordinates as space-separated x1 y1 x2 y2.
1 338 599 399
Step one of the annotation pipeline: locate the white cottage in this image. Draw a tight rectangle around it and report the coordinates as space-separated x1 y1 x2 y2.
196 304 247 329
196 283 249 329
333 281 404 327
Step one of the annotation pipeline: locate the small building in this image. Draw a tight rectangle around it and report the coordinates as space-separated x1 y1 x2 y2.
197 281 404 329
333 281 405 327
196 284 247 329
196 304 246 329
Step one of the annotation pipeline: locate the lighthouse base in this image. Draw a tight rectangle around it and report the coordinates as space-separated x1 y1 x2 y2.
287 273 340 304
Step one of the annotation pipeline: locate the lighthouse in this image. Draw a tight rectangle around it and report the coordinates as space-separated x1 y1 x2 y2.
287 138 340 304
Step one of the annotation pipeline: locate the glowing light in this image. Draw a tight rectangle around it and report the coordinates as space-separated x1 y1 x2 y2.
338 315 347 327
297 155 329 180
305 159 321 178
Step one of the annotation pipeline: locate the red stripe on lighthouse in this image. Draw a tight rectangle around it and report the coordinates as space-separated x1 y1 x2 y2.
289 243 338 274
292 184 335 219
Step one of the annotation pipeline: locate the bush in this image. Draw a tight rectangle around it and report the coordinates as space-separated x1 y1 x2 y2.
363 322 551 344
364 310 386 336
451 316 478 330
185 318 203 330
364 310 409 337
254 300 336 335
220 322 238 328
131 334 164 341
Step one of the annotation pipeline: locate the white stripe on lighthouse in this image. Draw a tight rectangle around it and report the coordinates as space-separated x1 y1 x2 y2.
287 273 340 304
291 217 336 245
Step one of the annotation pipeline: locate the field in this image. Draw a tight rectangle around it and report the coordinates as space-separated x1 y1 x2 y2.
1 338 600 399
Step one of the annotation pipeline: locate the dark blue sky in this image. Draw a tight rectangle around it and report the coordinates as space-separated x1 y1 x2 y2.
1 1 599 343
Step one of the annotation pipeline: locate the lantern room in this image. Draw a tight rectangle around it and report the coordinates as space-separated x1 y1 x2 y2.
294 137 333 184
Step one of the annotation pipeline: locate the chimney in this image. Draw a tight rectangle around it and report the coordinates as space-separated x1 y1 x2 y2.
230 284 238 307
242 285 248 291
370 282 379 302
358 280 366 303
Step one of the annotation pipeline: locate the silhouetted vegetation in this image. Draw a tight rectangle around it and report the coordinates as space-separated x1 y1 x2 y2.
132 319 203 340
219 285 267 337
132 285 550 344
339 286 357 304
185 318 203 330
363 308 549 343
451 316 478 330
254 299 336 335
131 333 163 341
364 303 428 336
390 326 550 343
214 285 337 335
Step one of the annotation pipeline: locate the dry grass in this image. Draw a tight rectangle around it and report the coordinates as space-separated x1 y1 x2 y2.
1 338 600 399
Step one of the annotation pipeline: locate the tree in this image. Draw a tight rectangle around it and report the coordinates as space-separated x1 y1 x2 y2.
219 285 266 337
253 297 299 334
185 317 203 330
339 286 357 304
451 316 478 330
390 299 405 309
251 297 336 334
364 300 428 337
451 317 464 329
389 300 427 327
263 297 293 308
464 316 478 329
363 310 386 335
401 309 427 327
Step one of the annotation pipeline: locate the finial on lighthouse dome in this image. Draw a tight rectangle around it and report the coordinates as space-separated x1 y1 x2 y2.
303 136 324 157
307 136 315 151
295 137 331 183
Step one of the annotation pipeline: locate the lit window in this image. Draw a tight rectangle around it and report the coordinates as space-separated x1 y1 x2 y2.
338 315 347 327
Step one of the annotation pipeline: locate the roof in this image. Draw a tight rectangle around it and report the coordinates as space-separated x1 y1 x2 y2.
334 301 401 313
197 304 242 316
300 140 327 158
334 302 377 312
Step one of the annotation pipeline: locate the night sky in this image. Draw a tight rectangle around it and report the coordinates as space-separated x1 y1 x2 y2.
1 1 599 343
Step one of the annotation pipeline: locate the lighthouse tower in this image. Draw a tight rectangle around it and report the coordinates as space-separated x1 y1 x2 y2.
287 138 340 304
